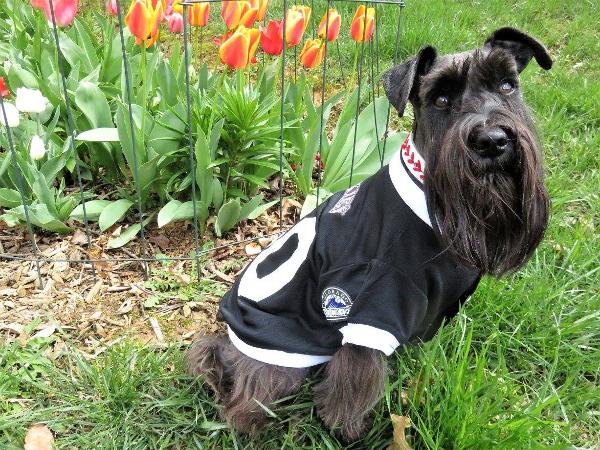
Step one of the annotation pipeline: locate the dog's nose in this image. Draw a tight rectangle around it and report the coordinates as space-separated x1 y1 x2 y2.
470 127 511 158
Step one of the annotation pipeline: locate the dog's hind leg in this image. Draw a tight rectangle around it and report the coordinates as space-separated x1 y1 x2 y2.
314 344 386 442
223 349 309 435
186 335 233 402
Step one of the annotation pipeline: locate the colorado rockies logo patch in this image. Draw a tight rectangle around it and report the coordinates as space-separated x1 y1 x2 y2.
321 287 353 321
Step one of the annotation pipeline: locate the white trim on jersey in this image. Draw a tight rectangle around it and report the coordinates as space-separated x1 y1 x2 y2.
228 326 332 368
238 217 317 302
340 323 401 356
388 135 432 228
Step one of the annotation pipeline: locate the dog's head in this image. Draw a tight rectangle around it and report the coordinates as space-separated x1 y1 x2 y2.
383 28 552 276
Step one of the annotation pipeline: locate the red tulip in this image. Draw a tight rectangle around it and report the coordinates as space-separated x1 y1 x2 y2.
125 0 163 47
299 38 324 69
260 20 283 55
106 0 118 16
189 2 209 26
219 26 260 69
284 7 304 48
30 0 79 27
0 77 9 98
350 5 375 42
167 12 183 32
317 8 340 42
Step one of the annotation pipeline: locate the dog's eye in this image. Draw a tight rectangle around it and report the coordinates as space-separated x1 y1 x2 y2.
434 95 450 109
499 80 515 94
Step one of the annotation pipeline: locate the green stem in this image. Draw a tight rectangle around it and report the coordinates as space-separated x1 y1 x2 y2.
349 45 359 95
140 44 147 160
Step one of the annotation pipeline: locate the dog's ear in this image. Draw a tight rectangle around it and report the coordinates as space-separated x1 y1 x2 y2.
383 46 437 116
484 27 552 72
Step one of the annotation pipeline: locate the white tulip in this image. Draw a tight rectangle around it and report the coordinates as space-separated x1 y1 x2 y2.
30 135 46 160
1 102 20 128
15 88 49 114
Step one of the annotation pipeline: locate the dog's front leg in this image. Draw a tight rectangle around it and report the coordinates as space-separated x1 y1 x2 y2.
314 344 386 442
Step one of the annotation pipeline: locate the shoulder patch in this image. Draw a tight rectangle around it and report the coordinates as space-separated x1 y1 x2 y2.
329 183 361 215
321 287 353 321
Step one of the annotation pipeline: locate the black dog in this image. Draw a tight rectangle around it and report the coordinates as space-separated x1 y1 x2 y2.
187 27 551 442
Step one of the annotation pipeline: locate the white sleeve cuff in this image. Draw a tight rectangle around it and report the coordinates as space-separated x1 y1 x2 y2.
339 323 401 356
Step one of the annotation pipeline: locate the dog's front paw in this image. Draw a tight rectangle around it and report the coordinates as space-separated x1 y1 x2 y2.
316 403 371 443
224 406 268 435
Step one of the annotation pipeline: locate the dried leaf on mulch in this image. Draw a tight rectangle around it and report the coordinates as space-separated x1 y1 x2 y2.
387 414 413 450
24 423 54 450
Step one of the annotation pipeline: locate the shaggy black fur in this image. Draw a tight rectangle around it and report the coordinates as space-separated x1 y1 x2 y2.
187 27 552 442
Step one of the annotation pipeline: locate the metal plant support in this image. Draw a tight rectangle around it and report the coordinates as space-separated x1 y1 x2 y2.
0 0 405 288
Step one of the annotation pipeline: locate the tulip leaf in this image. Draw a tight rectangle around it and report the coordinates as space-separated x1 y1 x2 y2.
0 188 22 208
157 60 178 107
70 200 112 221
98 199 134 232
3 204 71 233
32 172 59 219
106 214 153 249
75 82 113 128
157 199 208 228
59 34 93 73
76 128 120 142
215 199 241 237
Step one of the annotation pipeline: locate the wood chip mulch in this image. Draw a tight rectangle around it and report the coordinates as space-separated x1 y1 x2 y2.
0 197 303 360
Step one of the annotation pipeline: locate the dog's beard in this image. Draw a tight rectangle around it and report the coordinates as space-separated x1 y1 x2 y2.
424 112 549 276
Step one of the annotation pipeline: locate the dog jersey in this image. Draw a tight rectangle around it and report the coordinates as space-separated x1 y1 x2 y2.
219 134 481 368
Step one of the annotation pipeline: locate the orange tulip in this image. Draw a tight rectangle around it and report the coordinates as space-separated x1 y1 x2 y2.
284 7 304 48
260 19 283 55
125 0 163 47
253 0 269 21
317 8 341 42
299 38 324 69
291 5 311 32
189 2 209 26
222 1 258 30
350 5 374 43
219 26 260 69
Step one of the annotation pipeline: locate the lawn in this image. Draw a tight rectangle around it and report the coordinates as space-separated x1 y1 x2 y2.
1 0 599 448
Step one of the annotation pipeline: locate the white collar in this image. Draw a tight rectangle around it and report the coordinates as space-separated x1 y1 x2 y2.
388 133 432 227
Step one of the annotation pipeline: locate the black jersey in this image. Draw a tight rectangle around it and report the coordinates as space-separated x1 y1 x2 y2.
219 135 481 368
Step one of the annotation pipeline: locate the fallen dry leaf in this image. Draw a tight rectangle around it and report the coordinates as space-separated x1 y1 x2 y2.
24 423 54 450
245 242 262 255
32 325 56 340
70 229 88 245
387 414 413 450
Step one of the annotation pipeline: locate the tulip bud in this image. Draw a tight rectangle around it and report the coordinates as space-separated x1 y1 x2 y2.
260 20 283 56
15 88 49 115
219 26 260 70
350 5 375 43
0 77 10 98
317 8 341 42
284 8 305 48
167 12 184 32
299 38 325 69
30 135 46 160
254 0 268 21
189 2 209 27
1 103 20 128
188 64 198 83
30 0 80 27
106 0 118 16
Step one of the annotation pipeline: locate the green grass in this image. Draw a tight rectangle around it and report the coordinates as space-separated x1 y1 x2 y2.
2 0 599 448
